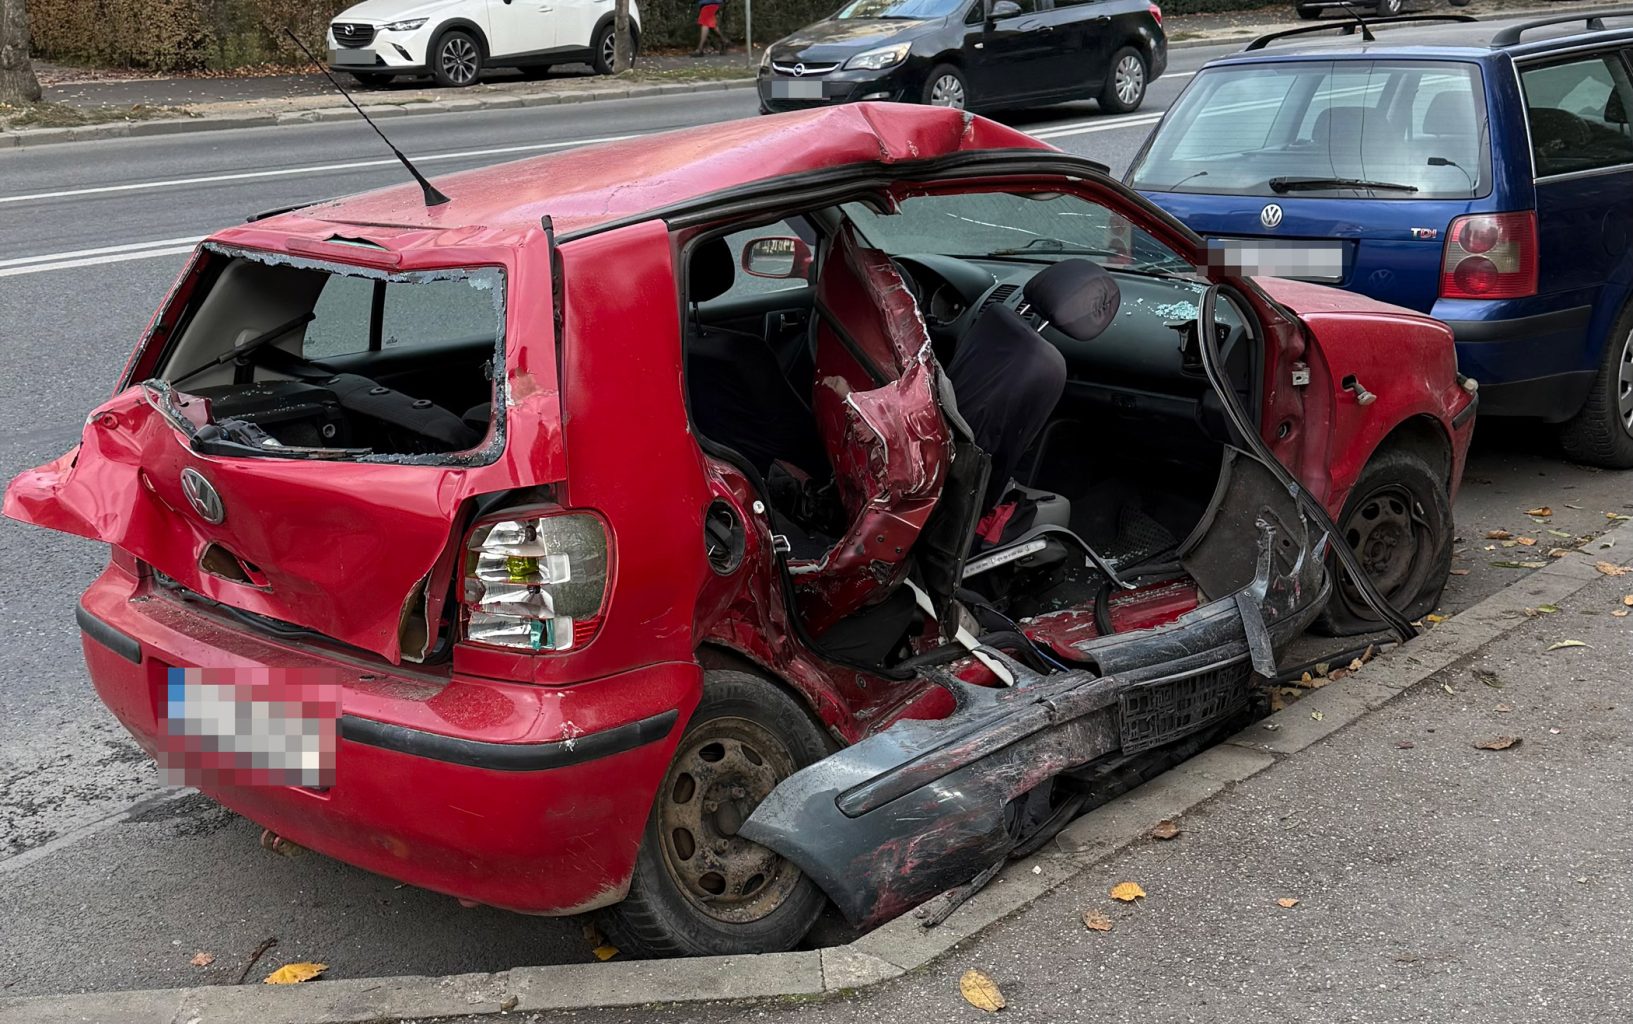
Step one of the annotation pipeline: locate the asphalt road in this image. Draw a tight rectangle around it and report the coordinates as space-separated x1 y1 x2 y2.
1 15 1631 998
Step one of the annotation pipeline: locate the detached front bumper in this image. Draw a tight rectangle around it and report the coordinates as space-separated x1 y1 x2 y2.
743 449 1330 929
76 561 697 915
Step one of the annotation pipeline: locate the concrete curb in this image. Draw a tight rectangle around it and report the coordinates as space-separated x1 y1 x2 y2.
0 78 756 150
3 520 1628 1024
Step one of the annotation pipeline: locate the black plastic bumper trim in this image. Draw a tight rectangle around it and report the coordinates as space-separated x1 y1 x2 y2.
339 708 681 772
1445 305 1592 344
76 603 143 664
1452 390 1479 429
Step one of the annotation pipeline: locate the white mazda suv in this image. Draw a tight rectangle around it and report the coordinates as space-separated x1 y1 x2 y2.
327 0 641 87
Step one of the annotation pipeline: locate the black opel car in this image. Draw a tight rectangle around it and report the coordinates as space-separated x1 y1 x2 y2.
758 0 1166 114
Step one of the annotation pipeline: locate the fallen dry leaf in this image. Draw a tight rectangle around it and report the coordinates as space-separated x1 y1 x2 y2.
1496 702 1514 713
1486 529 1513 540
1450 568 1471 575
1109 881 1146 902
1547 529 1574 539
1395 739 1415 749
1149 819 1181 841
1441 682 1456 695
1491 560 1548 569
1311 710 1325 721
1525 507 1552 517
1598 562 1633 577
959 969 1006 1012
1474 736 1522 751
1082 911 1114 932
500 995 519 1012
1276 898 1300 909
1608 512 1633 522
189 952 214 968
1536 604 1560 615
1615 610 1630 619
1426 613 1448 623
592 944 619 961
1548 548 1573 558
1515 536 1538 547
1623 595 1633 606
1471 667 1503 688
263 962 327 985
1547 639 1590 651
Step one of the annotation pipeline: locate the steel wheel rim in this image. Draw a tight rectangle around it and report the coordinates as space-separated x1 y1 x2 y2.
601 31 617 68
656 717 802 924
1341 483 1431 606
1380 0 1401 13
1617 327 1633 435
930 74 965 108
441 37 478 84
1115 55 1144 106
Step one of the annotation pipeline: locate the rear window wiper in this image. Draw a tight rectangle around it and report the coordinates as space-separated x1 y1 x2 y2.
1268 176 1419 194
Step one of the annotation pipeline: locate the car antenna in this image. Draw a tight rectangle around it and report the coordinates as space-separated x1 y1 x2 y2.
281 28 450 207
1335 1 1377 41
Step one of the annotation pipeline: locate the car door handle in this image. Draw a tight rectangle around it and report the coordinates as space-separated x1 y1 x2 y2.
1018 20 1051 30
1091 14 1111 23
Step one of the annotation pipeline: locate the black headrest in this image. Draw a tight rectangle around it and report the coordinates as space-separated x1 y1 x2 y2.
1607 88 1627 125
690 237 735 303
1423 91 1474 135
1020 258 1120 342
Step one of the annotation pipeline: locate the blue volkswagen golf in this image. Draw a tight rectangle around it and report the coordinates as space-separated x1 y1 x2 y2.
1126 10 1633 467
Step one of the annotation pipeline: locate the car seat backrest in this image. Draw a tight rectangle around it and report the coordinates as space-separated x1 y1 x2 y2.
1528 106 1592 154
1423 91 1476 136
1606 88 1627 126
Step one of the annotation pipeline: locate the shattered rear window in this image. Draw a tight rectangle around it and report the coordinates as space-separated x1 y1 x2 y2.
149 247 506 464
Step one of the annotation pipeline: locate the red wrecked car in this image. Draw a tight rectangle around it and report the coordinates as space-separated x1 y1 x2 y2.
5 105 1474 957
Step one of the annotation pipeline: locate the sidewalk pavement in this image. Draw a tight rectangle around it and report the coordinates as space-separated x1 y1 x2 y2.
465 573 1633 1024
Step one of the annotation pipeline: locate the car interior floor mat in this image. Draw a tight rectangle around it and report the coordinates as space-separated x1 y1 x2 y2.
1104 505 1180 572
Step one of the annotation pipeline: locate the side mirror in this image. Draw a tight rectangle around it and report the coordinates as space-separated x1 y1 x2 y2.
741 236 814 280
989 0 1022 19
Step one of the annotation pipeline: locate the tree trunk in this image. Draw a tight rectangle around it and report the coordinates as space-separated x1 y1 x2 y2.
612 0 631 74
0 0 43 105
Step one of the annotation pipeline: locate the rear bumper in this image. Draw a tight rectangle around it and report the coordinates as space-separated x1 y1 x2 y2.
1442 305 1595 420
76 562 697 915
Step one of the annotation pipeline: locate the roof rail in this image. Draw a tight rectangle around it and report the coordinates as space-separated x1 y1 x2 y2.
1245 13 1477 51
1489 6 1633 46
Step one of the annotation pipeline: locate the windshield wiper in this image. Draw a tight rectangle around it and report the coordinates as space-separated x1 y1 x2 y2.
985 239 1118 258
1268 176 1419 194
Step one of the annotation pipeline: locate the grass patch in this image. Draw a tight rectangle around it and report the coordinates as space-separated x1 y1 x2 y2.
0 101 189 132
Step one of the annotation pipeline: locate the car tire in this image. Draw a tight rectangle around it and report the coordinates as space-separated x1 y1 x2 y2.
592 23 631 75
1100 47 1147 114
1377 0 1403 14
431 29 482 87
922 64 968 110
348 72 394 87
1295 3 1323 18
1557 304 1633 469
598 670 830 958
1315 446 1454 636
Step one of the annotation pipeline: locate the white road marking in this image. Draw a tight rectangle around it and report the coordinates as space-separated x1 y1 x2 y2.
1032 113 1164 139
0 235 205 268
0 132 641 206
0 244 201 278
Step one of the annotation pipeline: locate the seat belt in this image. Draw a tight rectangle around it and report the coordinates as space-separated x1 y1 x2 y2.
903 579 1015 687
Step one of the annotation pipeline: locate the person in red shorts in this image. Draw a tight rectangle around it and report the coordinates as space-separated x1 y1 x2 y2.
693 0 726 56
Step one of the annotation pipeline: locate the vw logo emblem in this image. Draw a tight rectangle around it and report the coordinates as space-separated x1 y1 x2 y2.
180 468 225 525
793 62 806 77
1260 203 1284 229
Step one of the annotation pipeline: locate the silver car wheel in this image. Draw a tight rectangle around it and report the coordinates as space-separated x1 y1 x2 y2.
440 36 479 85
929 73 965 109
1115 54 1144 107
1618 328 1633 435
601 30 618 69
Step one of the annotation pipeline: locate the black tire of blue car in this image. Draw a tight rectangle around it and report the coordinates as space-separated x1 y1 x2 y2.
923 64 968 110
593 24 632 75
1558 303 1633 470
1315 447 1454 636
1099 47 1147 115
349 72 394 87
432 29 483 87
1295 3 1323 18
600 670 831 957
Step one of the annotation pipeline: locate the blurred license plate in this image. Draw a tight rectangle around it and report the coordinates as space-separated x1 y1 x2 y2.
771 79 824 99
1208 239 1345 283
330 48 376 65
161 667 339 788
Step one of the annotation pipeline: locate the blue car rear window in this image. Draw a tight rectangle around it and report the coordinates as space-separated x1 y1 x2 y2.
1130 60 1491 199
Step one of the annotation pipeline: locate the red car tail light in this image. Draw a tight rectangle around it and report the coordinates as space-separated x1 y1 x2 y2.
1440 212 1537 300
1148 2 1162 25
461 511 609 652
